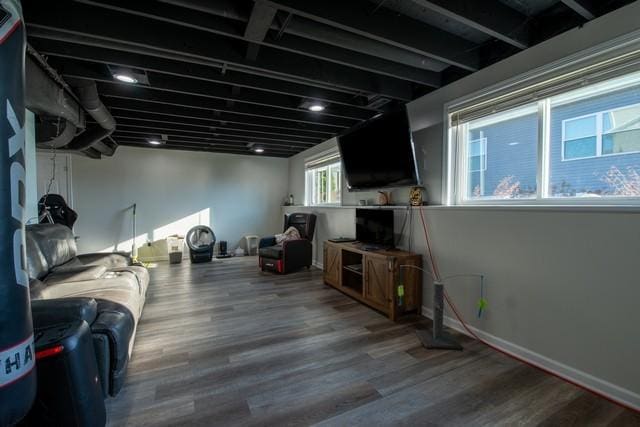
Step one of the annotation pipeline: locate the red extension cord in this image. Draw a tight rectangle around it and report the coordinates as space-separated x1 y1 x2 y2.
417 206 639 414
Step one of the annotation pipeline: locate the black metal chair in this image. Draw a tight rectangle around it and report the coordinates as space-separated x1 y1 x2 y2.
259 213 317 274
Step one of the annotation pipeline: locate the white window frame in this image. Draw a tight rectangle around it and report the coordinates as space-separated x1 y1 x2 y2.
445 50 640 207
304 149 342 206
465 137 487 196
561 102 640 161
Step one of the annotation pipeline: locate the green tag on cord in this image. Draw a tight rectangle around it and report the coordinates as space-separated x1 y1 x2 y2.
477 298 488 318
397 285 404 297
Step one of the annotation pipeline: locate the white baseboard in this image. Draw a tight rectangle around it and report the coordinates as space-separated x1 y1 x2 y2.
313 260 323 270
421 306 640 411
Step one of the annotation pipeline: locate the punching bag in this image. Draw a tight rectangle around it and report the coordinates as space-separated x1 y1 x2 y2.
0 0 37 425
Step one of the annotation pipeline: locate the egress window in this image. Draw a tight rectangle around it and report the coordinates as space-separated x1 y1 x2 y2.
457 104 538 200
448 62 640 204
549 75 640 198
305 150 341 205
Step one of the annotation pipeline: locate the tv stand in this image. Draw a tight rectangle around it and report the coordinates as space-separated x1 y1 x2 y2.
323 241 422 320
357 243 390 252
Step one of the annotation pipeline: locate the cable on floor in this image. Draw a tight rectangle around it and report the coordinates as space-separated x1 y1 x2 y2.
417 205 639 414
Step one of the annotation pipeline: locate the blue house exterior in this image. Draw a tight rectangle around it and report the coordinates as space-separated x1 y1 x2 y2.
467 85 640 198
468 111 538 198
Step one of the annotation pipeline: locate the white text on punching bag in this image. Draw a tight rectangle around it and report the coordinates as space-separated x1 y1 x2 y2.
7 100 27 287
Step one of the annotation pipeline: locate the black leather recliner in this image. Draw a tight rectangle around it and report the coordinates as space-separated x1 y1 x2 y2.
25 224 149 397
30 297 135 397
259 213 317 274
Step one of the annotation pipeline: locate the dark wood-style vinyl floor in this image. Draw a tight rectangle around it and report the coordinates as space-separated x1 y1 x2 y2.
106 257 639 426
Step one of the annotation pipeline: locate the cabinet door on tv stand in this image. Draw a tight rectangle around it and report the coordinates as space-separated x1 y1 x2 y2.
364 256 391 312
323 244 341 287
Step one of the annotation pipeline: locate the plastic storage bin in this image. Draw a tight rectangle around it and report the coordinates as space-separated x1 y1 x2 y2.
243 235 260 256
166 235 184 264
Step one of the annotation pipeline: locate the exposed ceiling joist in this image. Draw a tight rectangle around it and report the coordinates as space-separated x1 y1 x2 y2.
73 0 441 88
104 100 338 135
263 29 441 87
559 0 596 20
119 139 293 157
97 84 355 128
25 1 415 100
20 0 634 157
118 139 298 153
46 57 375 121
115 135 302 152
261 0 480 71
113 130 309 150
110 122 318 146
159 0 249 23
109 112 328 140
408 0 529 49
31 38 371 107
280 17 448 73
160 0 450 72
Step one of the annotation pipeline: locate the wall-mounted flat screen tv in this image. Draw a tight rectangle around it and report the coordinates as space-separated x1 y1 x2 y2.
338 107 420 191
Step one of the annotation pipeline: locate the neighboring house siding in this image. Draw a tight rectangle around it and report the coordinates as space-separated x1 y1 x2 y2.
469 113 538 197
549 86 640 195
469 86 640 197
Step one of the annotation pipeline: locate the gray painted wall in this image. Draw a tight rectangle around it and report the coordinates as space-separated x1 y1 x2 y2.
67 146 289 256
287 2 640 404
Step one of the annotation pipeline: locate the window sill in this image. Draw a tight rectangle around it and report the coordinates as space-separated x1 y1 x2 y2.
435 204 640 213
284 204 414 210
284 204 640 213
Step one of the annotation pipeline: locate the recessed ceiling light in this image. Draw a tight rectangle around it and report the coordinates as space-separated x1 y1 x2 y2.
113 73 138 84
254 147 265 153
148 140 162 145
308 104 325 112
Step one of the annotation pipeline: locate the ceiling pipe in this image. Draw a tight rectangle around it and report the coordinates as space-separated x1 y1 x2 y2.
25 47 117 157
26 47 83 148
25 55 85 135
35 118 77 148
64 78 117 155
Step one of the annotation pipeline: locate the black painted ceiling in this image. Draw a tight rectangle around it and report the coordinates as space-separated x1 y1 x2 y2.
22 0 637 157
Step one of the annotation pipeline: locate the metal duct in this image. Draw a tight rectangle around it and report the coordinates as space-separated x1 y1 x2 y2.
90 139 117 157
25 56 85 129
67 127 111 151
65 78 116 155
26 48 84 148
25 48 117 157
35 117 77 148
83 147 102 159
